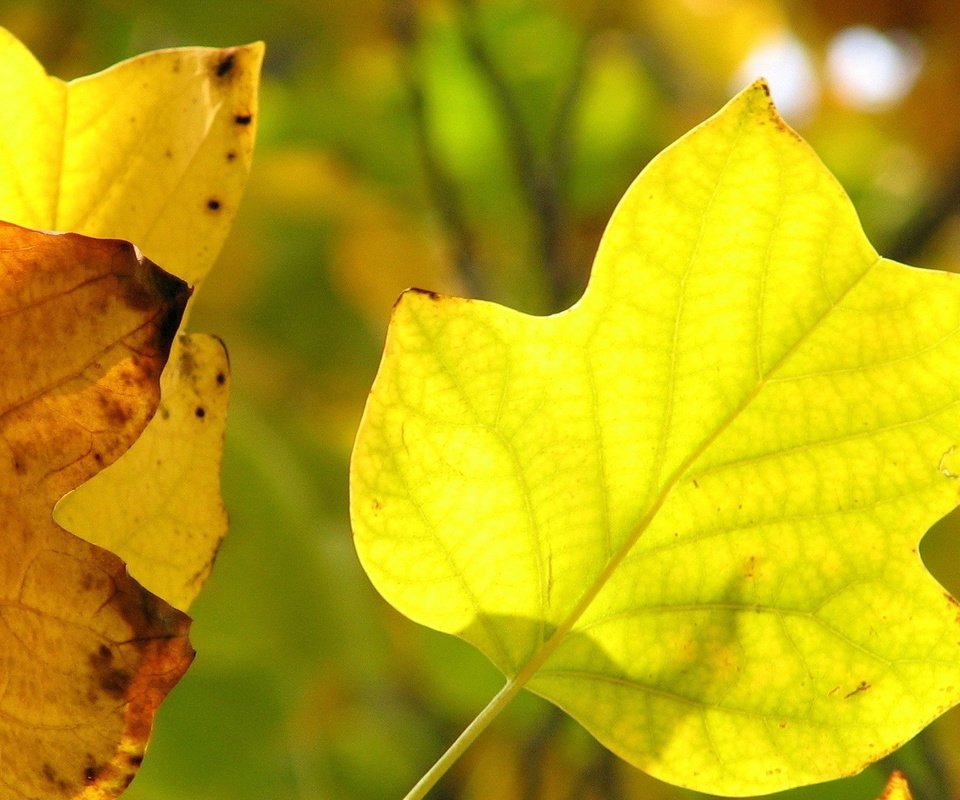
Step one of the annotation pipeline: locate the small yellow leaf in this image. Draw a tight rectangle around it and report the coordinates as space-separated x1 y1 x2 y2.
0 221 192 798
56 334 230 612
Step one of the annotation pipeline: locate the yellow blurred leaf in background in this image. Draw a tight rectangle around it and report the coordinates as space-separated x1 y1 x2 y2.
876 771 914 800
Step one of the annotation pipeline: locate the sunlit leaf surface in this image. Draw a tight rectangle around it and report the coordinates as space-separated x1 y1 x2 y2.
351 81 960 794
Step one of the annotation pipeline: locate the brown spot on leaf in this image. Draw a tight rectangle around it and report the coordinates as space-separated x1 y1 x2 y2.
207 198 221 211
234 113 253 125
215 51 236 78
844 680 871 699
402 288 443 307
226 150 237 162
83 756 100 784
42 762 70 793
216 371 226 385
89 645 132 699
195 406 206 419
98 393 132 427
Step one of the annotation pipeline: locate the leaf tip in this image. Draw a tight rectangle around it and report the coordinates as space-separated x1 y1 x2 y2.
731 76 803 142
210 40 265 80
393 286 450 314
401 286 445 303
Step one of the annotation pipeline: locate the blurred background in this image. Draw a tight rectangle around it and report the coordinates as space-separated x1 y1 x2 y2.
3 1 960 798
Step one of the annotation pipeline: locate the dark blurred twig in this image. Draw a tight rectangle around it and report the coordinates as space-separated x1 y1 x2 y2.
886 158 960 265
516 705 566 798
565 743 622 800
545 28 593 304
455 0 595 309
391 0 486 298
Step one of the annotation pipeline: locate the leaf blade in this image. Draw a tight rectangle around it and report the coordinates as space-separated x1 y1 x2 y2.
351 81 960 794
0 29 261 613
0 221 192 799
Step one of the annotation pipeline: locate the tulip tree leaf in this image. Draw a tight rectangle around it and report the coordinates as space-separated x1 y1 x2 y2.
56 334 231 612
350 81 960 795
0 29 262 610
0 29 262 288
0 221 192 799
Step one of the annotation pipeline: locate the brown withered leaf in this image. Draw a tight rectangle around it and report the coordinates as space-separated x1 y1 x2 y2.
0 221 192 798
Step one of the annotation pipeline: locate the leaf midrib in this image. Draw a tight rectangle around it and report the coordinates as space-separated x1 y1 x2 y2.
507 240 883 704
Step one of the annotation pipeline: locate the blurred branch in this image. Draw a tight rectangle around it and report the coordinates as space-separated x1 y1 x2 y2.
886 158 960 265
456 0 592 309
391 0 486 298
546 29 592 303
517 705 565 798
566 743 622 800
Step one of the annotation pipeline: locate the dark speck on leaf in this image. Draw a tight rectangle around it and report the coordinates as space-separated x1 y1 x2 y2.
234 113 253 125
216 52 235 77
226 150 237 161
207 198 221 211
216 372 226 385
408 288 442 301
195 406 206 418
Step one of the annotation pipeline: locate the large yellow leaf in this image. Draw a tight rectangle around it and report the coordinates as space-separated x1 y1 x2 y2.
351 81 960 794
0 222 192 798
0 30 262 609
